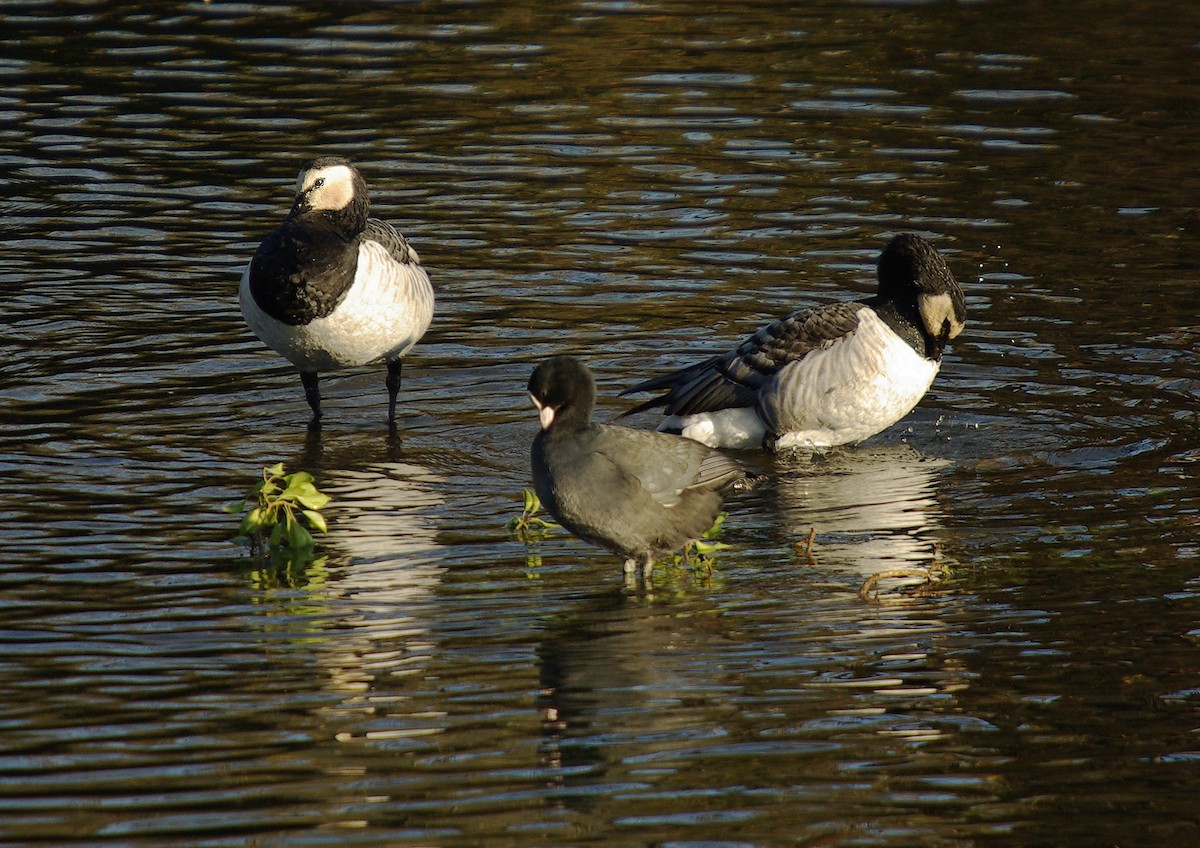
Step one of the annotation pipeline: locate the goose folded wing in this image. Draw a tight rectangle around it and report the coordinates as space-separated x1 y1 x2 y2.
622 301 865 417
363 218 420 265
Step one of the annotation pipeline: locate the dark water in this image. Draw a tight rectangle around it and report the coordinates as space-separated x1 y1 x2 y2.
2 1 1199 845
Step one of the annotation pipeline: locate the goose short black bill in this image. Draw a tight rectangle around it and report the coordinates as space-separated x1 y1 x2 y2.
298 360 404 422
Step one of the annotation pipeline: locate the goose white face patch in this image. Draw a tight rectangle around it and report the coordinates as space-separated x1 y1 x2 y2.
918 292 965 341
297 163 356 211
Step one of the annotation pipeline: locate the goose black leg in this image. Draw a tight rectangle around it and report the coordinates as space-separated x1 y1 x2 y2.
300 370 322 420
386 360 402 422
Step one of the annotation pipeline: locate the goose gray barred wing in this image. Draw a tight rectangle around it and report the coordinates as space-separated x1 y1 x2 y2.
362 218 420 266
623 300 866 418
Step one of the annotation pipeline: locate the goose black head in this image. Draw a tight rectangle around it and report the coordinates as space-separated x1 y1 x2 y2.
288 156 370 237
877 233 966 359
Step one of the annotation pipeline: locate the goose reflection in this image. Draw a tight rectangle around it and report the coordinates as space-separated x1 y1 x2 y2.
313 461 446 699
773 444 949 576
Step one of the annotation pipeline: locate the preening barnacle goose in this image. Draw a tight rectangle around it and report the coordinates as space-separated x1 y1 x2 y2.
621 233 966 452
239 156 434 422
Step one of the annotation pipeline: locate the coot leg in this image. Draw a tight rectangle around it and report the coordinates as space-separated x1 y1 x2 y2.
640 554 655 584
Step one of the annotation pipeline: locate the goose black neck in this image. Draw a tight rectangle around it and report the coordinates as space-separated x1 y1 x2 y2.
289 192 369 241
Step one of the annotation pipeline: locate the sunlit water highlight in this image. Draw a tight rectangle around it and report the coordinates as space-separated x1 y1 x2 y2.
1 1 1198 846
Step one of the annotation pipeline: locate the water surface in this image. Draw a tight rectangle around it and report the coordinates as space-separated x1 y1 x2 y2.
2 1 1199 845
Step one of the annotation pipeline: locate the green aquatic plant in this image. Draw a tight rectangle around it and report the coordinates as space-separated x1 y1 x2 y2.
226 463 331 554
694 511 733 556
670 511 733 574
507 488 560 579
506 487 558 542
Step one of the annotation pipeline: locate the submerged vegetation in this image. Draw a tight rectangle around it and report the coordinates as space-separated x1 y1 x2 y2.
226 463 331 556
506 487 558 542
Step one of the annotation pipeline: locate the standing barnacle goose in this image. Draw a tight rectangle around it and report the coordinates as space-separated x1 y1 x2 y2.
529 355 746 583
621 233 966 452
239 156 434 423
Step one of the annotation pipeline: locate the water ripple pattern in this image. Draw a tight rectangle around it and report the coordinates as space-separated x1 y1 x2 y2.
1 1 1199 846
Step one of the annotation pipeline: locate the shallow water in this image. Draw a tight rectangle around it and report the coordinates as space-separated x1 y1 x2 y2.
2 1 1199 845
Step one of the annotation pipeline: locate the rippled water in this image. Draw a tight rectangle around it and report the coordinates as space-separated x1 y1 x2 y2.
2 1 1199 845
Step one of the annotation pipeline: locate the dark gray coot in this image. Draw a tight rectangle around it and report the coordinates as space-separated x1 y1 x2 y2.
529 355 747 581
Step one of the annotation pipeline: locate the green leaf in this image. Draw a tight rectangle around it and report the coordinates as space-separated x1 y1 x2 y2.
230 465 330 554
694 539 732 555
281 479 326 506
262 504 282 527
302 510 328 534
702 512 728 539
288 520 314 550
296 489 330 511
522 487 540 514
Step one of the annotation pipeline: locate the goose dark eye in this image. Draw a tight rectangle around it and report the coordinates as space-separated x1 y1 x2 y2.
313 178 325 189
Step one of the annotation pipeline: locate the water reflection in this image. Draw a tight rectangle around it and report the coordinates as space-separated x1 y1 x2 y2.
531 571 992 840
3 0 1200 843
534 590 751 825
771 445 948 577
248 461 446 707
323 461 444 698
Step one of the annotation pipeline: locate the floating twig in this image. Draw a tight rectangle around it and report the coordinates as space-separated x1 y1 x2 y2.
859 567 940 603
793 526 818 563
